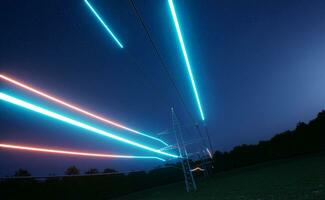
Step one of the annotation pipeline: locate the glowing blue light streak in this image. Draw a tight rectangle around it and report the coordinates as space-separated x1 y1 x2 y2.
84 0 124 48
0 74 168 147
168 0 205 121
0 92 178 158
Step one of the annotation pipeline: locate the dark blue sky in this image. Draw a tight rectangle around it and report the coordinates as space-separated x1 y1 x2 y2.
1 0 325 176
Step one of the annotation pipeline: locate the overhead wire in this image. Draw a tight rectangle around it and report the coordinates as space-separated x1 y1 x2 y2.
128 0 196 125
127 1 215 161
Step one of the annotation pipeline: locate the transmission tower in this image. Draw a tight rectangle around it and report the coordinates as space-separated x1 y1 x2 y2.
171 108 197 192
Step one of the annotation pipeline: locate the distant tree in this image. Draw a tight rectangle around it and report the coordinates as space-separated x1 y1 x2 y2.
65 166 80 175
103 168 117 174
14 168 31 177
296 121 307 130
85 168 98 174
127 171 146 177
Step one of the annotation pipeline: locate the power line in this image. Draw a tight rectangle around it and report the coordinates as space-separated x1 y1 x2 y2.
128 0 214 157
123 49 172 108
84 0 172 141
128 0 196 124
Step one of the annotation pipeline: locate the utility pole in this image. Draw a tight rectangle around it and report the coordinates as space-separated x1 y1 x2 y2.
171 108 197 192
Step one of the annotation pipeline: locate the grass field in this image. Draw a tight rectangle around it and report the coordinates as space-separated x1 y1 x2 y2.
117 153 325 200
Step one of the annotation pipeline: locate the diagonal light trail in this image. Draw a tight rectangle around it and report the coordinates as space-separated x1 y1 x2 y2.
0 74 168 146
206 148 213 159
84 0 123 48
168 0 205 121
0 143 166 161
0 92 178 158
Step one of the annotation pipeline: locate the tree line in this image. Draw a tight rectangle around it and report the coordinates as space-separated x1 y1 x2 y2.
1 110 324 199
212 110 325 172
2 166 183 199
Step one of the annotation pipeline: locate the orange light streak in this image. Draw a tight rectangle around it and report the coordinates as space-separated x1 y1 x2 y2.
0 143 166 161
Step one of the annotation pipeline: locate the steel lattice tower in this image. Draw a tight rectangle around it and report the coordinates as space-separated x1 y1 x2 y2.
171 108 197 192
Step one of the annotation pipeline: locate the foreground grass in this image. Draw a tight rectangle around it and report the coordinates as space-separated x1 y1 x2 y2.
117 153 325 200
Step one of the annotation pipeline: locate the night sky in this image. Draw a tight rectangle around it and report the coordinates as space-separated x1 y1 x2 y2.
1 0 325 176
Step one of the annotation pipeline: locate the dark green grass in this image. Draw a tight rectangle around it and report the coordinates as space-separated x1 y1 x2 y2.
117 153 325 200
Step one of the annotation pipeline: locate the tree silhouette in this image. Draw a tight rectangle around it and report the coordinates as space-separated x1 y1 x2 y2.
85 168 98 174
65 166 80 175
14 168 31 177
212 110 325 172
103 168 117 174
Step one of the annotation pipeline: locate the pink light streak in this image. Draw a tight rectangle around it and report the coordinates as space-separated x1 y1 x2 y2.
0 74 168 146
0 143 166 161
